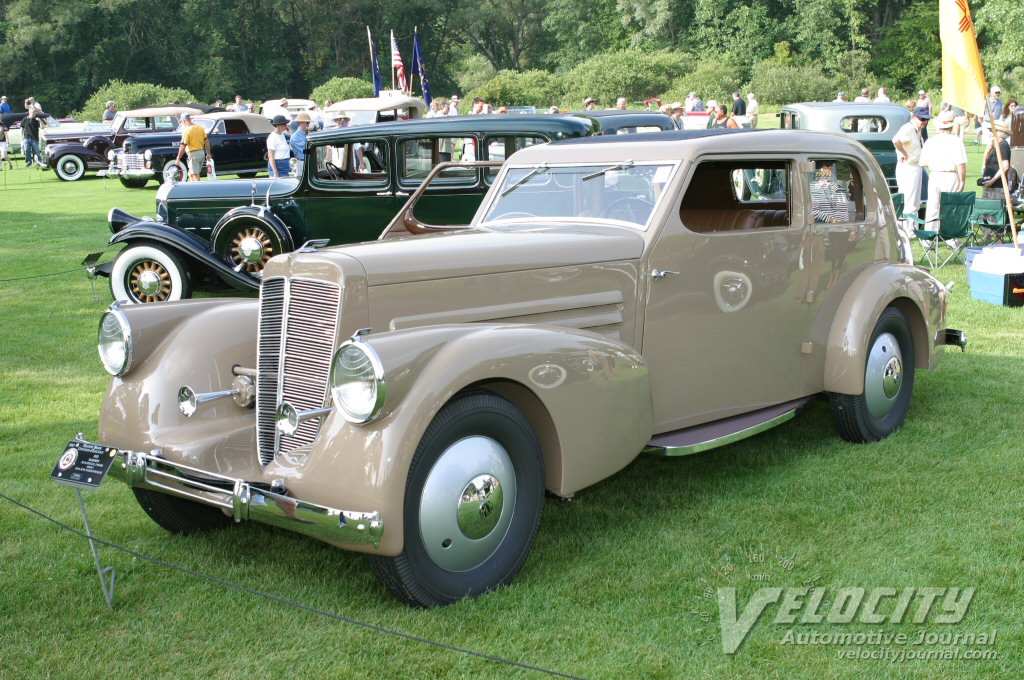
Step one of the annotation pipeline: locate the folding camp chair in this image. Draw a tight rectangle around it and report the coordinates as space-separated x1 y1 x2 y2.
970 198 1010 245
905 191 976 269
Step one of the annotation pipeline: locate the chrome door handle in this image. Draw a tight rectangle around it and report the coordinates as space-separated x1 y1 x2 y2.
375 191 393 196
651 269 679 280
395 191 409 197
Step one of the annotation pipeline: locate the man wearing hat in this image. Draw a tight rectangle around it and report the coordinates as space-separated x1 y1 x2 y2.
0 96 11 114
919 110 967 227
267 115 291 178
981 119 1013 201
175 112 211 182
892 107 931 242
669 102 685 129
583 97 597 111
290 112 311 163
449 95 459 115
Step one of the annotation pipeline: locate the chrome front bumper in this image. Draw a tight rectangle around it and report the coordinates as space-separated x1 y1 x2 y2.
104 166 156 179
101 442 383 547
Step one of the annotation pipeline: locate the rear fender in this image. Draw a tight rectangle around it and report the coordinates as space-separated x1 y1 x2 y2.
110 221 259 291
290 324 652 556
822 263 946 395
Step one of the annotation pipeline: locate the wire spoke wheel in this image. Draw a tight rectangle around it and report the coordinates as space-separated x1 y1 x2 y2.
227 225 274 272
128 259 173 303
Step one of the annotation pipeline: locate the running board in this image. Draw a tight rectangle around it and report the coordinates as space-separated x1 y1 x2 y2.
643 397 815 457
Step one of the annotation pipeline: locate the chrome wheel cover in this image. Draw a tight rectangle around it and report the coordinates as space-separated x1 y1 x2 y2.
419 436 516 572
865 331 903 420
128 260 171 302
229 227 273 271
162 163 183 184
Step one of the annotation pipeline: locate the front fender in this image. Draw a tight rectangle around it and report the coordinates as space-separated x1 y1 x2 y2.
823 263 946 395
110 221 259 291
98 298 262 478
285 324 653 556
46 142 105 165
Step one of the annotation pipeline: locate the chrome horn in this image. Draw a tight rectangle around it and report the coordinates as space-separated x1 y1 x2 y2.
276 402 334 436
178 375 256 417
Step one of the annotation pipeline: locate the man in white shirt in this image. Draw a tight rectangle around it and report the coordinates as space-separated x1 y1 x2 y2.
874 87 890 103
854 88 871 103
892 107 930 243
919 111 967 226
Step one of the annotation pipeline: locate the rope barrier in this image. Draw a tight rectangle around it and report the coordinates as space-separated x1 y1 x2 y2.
0 266 94 283
0 490 585 679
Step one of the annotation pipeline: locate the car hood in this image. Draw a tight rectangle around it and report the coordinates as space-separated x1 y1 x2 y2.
323 224 646 287
166 176 299 201
124 133 180 151
45 130 107 144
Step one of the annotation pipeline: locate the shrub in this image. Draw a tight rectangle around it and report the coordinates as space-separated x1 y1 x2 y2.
662 61 743 107
562 49 691 108
310 77 375 105
72 80 196 122
469 70 562 108
454 53 498 97
746 60 834 106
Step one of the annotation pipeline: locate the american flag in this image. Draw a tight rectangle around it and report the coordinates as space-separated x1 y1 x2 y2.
390 30 408 93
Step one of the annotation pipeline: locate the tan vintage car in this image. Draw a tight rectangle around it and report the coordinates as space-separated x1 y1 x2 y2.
79 129 965 607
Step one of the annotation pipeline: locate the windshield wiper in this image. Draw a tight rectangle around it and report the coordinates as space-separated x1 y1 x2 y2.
500 162 549 197
582 160 633 181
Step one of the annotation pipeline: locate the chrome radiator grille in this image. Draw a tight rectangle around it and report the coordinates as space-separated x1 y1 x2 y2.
256 277 341 466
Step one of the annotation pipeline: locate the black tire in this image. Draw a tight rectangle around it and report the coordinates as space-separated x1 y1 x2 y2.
119 177 149 189
370 391 545 607
236 172 258 179
110 243 193 304
132 487 234 534
212 216 285 276
830 307 915 442
54 154 86 181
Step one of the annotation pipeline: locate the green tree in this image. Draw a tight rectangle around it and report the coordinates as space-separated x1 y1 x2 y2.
869 2 940 92
470 69 562 106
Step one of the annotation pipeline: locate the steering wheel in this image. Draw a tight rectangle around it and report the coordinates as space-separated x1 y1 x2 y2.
601 196 654 222
324 161 342 180
495 211 536 220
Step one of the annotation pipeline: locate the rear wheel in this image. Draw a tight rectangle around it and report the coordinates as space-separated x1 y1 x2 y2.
54 154 86 181
110 244 192 304
370 391 545 607
132 488 233 534
830 307 915 442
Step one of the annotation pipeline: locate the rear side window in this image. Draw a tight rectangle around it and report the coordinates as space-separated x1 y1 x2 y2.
154 116 176 131
840 116 886 133
808 159 865 224
224 119 249 134
483 135 547 179
124 117 149 131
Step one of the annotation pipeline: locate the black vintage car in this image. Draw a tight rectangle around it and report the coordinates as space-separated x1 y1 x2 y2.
98 114 598 303
110 112 274 188
43 105 207 181
572 110 676 135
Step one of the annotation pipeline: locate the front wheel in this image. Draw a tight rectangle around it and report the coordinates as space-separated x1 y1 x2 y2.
212 217 283 276
830 307 915 442
119 177 149 189
110 244 192 304
54 154 86 181
370 391 545 607
132 488 233 534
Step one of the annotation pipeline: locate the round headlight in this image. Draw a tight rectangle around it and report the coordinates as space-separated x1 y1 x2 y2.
144 149 152 161
329 341 385 423
98 309 133 376
106 149 115 161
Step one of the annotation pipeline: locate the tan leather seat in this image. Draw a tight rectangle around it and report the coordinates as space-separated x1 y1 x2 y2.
680 208 765 233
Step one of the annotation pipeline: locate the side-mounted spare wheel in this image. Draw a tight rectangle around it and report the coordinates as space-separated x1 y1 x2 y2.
54 154 86 181
211 212 290 277
132 488 233 533
830 306 916 442
109 243 193 304
370 391 545 607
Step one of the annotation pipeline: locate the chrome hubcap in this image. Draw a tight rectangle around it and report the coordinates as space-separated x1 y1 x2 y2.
419 436 516 572
137 270 163 296
238 236 265 264
865 332 903 420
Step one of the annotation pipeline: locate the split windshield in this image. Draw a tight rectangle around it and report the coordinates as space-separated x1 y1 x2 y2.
482 162 675 228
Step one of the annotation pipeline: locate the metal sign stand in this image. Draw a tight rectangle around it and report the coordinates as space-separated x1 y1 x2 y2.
75 488 117 607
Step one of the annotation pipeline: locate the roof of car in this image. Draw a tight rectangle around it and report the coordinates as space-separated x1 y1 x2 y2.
326 96 427 114
121 105 204 117
309 114 596 142
509 128 874 163
195 111 274 133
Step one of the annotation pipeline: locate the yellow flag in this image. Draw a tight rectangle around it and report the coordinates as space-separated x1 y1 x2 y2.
940 0 987 115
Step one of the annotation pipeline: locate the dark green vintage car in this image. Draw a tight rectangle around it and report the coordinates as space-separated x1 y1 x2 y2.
100 115 596 303
779 102 912 193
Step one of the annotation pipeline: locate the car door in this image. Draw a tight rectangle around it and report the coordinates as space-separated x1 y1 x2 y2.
211 120 241 169
297 136 397 244
641 155 813 432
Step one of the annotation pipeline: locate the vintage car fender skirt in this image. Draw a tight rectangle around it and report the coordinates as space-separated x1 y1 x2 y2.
54 154 86 181
211 212 289 275
829 307 915 443
109 244 192 304
370 391 544 607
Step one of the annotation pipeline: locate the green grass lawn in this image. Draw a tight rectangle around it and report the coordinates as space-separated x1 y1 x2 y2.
0 154 1022 679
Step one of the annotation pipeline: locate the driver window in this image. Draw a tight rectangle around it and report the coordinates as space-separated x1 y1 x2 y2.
312 139 389 186
398 137 475 184
124 117 149 131
809 159 864 224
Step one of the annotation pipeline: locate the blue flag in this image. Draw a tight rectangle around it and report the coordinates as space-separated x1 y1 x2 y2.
368 27 383 96
411 28 432 107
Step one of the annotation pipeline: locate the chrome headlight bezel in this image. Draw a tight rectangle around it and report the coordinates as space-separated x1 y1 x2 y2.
329 338 386 423
97 307 133 376
106 149 115 161
143 149 152 161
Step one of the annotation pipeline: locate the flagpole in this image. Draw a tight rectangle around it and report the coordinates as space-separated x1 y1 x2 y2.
390 30 395 92
993 141 1019 247
409 28 418 96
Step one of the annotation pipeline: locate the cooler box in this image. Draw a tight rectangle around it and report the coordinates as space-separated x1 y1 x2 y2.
968 245 1024 307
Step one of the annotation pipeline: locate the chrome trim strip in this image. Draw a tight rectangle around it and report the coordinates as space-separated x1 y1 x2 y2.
108 446 382 546
643 408 798 457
